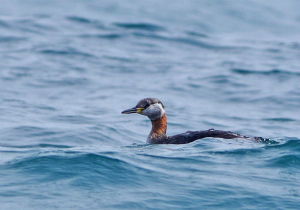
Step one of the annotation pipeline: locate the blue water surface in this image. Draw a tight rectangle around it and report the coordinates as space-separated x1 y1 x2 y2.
0 0 300 209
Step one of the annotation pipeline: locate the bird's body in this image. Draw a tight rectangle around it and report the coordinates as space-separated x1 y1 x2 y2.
122 98 259 144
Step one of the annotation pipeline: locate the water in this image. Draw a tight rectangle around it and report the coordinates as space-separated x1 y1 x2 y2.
1 0 300 209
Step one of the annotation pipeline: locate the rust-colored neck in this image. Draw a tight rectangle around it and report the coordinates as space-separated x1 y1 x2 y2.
147 113 167 143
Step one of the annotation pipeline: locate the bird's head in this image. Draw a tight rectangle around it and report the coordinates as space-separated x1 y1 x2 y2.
121 98 165 120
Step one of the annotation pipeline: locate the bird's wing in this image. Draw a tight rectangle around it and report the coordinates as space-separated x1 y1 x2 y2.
163 129 250 144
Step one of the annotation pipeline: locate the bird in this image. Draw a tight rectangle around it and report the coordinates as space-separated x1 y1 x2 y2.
121 97 260 144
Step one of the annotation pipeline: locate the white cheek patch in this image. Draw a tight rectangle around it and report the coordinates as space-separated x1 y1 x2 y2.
151 103 165 117
141 103 165 120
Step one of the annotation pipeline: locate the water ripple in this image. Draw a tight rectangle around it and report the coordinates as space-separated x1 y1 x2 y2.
0 36 27 43
114 22 165 32
38 48 94 58
79 33 124 39
232 68 300 76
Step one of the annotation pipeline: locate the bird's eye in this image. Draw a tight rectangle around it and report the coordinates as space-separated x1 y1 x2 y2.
144 104 150 109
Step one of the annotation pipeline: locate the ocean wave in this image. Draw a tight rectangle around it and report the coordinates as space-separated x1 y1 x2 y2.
268 154 300 168
1 1 300 209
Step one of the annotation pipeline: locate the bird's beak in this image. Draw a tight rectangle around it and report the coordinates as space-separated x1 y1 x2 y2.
121 107 144 114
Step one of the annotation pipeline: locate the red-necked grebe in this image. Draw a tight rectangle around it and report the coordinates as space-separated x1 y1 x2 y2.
121 98 256 144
